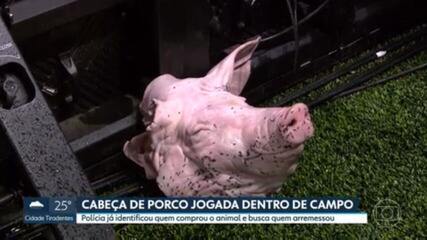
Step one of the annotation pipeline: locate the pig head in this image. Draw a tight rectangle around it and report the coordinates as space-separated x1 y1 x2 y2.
123 37 314 196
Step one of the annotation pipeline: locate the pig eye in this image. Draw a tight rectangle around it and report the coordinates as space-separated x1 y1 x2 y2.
192 124 212 135
187 123 213 144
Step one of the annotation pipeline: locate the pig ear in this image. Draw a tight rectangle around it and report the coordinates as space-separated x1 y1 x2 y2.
140 74 182 127
204 36 260 95
123 132 158 179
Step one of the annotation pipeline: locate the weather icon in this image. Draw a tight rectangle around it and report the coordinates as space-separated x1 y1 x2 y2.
29 201 44 209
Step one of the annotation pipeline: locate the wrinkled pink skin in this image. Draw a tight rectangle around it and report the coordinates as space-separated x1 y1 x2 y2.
124 37 314 196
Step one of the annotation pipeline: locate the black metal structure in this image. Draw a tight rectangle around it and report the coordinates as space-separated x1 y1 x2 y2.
9 0 126 41
0 15 114 239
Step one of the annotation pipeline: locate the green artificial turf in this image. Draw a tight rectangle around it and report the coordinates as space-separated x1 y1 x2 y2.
117 46 427 239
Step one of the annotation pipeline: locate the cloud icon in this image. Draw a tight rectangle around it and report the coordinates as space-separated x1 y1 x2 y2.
29 201 44 209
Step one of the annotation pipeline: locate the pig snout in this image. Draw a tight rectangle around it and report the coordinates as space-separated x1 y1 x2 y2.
277 103 314 146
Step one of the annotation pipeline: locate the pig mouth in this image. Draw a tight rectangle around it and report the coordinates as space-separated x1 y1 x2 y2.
246 144 304 161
